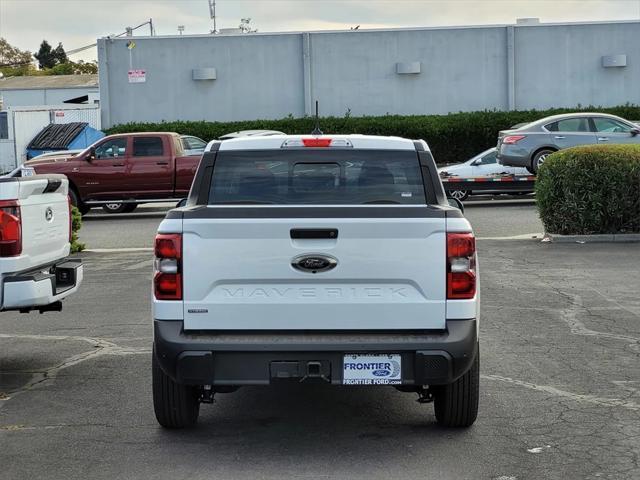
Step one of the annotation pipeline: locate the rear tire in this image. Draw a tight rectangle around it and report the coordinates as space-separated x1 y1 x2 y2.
449 190 470 201
433 347 479 427
530 149 555 174
152 348 200 428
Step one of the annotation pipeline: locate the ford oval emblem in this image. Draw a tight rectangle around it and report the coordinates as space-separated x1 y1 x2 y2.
372 369 391 377
292 254 338 274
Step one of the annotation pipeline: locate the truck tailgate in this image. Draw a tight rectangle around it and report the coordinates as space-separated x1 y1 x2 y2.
182 210 447 330
0 176 70 273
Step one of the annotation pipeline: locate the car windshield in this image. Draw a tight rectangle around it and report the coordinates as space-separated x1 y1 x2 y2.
209 149 426 205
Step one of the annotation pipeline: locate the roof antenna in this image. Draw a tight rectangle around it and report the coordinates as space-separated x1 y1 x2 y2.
311 100 323 136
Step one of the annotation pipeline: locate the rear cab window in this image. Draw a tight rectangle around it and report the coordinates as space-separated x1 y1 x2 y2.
133 137 164 157
209 150 427 205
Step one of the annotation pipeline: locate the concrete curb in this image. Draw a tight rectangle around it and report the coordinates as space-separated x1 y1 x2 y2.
84 247 153 253
545 233 640 244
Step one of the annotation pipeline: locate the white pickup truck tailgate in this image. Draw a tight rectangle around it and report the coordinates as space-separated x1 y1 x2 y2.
181 208 447 330
0 176 70 274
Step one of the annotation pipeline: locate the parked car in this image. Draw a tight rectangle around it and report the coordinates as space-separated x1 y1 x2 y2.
152 134 479 429
180 135 208 156
497 112 640 173
218 129 285 140
438 147 531 200
25 132 200 215
0 174 82 313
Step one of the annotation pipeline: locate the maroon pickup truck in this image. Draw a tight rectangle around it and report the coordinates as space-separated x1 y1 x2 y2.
25 132 201 214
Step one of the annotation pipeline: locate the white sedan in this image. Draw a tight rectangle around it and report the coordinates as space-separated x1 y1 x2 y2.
438 147 531 200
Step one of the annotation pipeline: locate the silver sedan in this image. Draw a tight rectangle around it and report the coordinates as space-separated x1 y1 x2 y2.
497 112 640 174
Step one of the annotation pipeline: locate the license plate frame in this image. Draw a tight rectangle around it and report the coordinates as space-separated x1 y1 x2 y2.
342 353 402 385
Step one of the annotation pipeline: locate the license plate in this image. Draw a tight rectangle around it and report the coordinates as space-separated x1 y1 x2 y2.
343 353 401 385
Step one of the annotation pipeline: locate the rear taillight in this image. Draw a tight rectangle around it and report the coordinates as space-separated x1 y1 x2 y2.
0 200 22 257
502 135 526 145
447 232 476 300
154 233 182 300
68 195 73 243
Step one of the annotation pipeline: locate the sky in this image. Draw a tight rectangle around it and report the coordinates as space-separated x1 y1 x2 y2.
1 0 640 62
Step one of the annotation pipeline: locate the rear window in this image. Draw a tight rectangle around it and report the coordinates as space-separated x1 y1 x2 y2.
133 137 164 157
209 150 426 205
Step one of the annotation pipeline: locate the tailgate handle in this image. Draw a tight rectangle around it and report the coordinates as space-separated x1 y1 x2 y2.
290 228 338 239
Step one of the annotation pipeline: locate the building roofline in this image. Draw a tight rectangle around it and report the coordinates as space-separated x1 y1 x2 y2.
99 18 640 42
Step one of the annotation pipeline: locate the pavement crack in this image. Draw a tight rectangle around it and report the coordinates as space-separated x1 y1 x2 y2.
0 333 150 403
482 374 640 411
554 291 640 353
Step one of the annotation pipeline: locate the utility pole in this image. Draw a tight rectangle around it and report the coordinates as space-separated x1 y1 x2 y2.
208 0 217 34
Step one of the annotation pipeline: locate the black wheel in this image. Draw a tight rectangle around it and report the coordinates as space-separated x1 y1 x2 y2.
102 203 128 214
152 348 200 428
434 347 479 427
531 149 555 174
68 189 90 215
123 204 137 213
449 190 470 201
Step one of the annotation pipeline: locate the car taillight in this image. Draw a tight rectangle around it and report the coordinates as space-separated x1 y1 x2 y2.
447 232 476 300
502 135 525 144
68 195 72 243
0 200 22 257
154 233 182 300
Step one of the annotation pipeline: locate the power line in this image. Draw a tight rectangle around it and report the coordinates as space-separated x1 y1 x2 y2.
66 19 155 56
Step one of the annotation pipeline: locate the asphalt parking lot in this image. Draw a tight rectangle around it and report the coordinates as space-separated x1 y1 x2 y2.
1 231 639 479
78 196 543 249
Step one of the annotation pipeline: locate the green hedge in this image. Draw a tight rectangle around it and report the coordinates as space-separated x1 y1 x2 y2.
70 206 85 253
105 105 640 165
536 145 640 235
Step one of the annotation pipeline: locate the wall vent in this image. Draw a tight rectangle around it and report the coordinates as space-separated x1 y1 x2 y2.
396 62 421 75
192 68 217 80
602 55 627 68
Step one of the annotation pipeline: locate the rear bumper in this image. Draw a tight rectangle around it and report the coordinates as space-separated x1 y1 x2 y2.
1 258 83 311
497 146 530 167
153 319 478 386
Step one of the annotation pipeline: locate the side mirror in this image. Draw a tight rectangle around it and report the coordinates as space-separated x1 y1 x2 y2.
447 196 465 213
176 198 188 208
87 147 96 161
631 128 640 136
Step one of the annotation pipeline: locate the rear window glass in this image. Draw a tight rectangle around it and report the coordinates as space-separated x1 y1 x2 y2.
209 150 426 205
133 137 164 157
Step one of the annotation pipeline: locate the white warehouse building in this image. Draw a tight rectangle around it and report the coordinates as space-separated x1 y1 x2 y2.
97 20 640 128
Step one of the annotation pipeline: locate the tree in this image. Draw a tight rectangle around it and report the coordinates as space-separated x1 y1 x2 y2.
53 43 67 64
0 38 34 76
34 40 55 69
49 60 97 75
0 38 32 66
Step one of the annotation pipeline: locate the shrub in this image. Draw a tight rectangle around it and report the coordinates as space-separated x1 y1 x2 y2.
105 105 640 165
536 145 640 235
70 206 85 253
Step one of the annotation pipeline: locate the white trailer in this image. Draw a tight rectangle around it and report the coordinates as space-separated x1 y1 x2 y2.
0 104 101 172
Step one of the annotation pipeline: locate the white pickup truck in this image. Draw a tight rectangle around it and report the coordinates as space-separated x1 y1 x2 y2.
152 135 479 429
0 173 83 313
